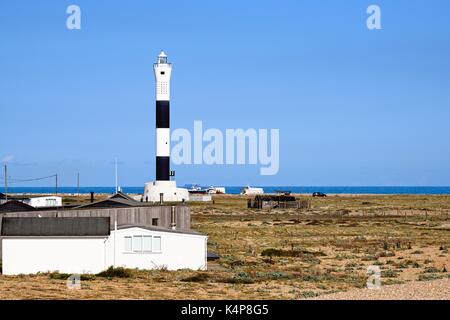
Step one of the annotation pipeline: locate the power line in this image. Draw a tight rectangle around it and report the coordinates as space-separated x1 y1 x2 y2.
2 172 58 196
0 174 56 183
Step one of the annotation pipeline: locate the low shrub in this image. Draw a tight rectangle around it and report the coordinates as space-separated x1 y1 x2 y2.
418 273 446 281
405 260 421 268
395 260 420 269
301 273 333 283
335 253 357 260
260 248 284 257
345 262 358 269
80 274 96 280
423 267 440 273
257 272 293 280
181 272 209 282
382 269 399 278
261 248 325 265
298 291 319 298
48 272 95 281
96 266 132 278
361 255 378 261
223 272 254 284
48 272 71 280
378 251 395 258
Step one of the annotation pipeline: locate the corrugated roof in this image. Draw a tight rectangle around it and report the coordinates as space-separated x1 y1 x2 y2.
1 217 110 237
74 197 142 209
109 191 136 201
0 201 35 213
117 224 207 236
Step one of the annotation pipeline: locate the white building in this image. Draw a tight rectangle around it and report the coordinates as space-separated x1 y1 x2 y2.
0 194 62 208
189 194 212 202
240 186 264 195
1 217 207 275
23 196 62 208
110 225 207 271
207 187 226 194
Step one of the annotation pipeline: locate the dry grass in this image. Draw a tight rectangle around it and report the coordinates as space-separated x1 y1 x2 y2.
0 194 449 299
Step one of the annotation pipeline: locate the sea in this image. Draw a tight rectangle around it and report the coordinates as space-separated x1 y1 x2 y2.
4 186 450 195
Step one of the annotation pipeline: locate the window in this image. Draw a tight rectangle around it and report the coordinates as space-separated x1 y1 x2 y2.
124 236 132 252
124 235 161 253
133 236 142 252
153 236 161 252
143 236 152 252
160 71 165 75
152 218 158 226
46 199 56 206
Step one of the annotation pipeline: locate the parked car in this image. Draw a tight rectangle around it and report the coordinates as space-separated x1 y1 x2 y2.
312 192 327 197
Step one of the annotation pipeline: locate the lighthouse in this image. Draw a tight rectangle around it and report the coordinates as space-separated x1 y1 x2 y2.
143 51 189 202
154 51 171 181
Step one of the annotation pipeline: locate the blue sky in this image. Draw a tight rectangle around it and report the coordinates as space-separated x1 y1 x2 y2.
1 0 450 187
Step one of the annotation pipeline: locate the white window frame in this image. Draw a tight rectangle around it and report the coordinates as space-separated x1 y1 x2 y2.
124 236 132 252
142 235 152 252
123 234 162 254
46 199 57 206
132 235 143 252
153 236 162 252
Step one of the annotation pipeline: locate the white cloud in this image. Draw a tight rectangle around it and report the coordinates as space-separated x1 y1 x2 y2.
1 155 15 163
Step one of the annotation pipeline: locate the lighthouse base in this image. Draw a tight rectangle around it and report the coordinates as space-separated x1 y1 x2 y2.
143 181 189 203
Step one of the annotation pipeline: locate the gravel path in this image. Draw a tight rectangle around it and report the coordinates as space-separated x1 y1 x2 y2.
313 278 450 300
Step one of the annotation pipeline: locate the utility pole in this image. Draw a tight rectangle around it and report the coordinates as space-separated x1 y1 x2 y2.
4 164 7 202
55 174 58 195
115 158 118 194
77 172 80 196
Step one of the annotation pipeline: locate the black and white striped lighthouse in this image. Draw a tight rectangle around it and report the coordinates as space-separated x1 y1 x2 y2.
143 51 188 202
154 51 171 181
